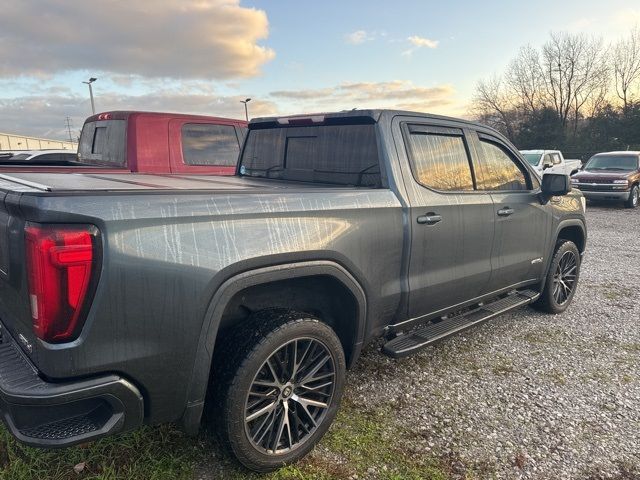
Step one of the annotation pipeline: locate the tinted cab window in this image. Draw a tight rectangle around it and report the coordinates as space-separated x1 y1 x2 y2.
181 124 240 166
240 123 381 187
78 120 127 166
473 139 528 191
404 126 473 191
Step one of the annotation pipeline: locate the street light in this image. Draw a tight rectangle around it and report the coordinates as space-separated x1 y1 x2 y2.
240 98 251 121
82 77 98 115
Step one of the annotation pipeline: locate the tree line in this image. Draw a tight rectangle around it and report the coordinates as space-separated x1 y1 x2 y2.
471 27 640 160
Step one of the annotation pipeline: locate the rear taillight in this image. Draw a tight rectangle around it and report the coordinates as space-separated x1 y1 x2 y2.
25 224 100 343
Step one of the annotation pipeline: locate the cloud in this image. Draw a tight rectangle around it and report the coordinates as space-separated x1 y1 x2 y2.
344 30 373 45
0 0 275 80
611 9 640 29
1 80 461 140
270 88 335 99
268 80 459 115
0 90 277 140
407 36 439 49
402 35 439 57
566 18 595 32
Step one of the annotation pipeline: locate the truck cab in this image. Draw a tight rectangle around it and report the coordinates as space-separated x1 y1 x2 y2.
0 111 247 175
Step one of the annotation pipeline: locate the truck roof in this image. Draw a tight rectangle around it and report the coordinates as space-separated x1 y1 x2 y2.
250 109 486 129
84 110 247 126
593 151 640 156
519 150 560 154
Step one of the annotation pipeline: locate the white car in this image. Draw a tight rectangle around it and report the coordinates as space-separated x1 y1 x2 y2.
520 150 582 177
3 149 79 164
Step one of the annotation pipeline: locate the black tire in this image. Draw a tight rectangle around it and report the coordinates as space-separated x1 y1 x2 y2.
212 310 346 472
625 184 639 209
532 240 581 314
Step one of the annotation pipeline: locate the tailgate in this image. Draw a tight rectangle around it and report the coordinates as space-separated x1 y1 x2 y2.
0 185 34 357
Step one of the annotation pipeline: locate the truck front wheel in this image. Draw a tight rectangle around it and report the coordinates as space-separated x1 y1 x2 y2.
532 240 581 314
625 184 639 209
214 311 346 472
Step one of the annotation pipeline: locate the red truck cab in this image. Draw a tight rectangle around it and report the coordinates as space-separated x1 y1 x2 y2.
0 111 247 174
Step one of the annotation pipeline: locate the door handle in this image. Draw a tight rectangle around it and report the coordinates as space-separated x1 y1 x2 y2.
497 207 515 217
417 213 442 225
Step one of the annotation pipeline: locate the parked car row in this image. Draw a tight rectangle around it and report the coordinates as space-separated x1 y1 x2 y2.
518 148 640 209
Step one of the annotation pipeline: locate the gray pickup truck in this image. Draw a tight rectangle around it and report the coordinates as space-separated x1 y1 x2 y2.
0 110 586 471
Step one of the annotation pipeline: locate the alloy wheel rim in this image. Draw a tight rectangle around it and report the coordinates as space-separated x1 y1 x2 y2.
633 187 638 206
244 337 336 455
552 250 578 305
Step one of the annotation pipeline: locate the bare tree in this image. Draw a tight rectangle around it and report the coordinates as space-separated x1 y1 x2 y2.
506 45 545 114
613 25 640 110
471 75 516 138
540 32 608 132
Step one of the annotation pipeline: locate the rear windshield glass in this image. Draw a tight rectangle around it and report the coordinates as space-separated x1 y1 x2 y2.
239 124 381 187
181 123 240 166
78 120 126 166
585 155 638 171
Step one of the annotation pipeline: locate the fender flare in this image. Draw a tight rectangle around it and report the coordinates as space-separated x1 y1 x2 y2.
553 219 587 252
538 218 587 293
180 260 367 434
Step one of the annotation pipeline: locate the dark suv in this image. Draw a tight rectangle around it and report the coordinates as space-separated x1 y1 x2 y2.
571 151 640 208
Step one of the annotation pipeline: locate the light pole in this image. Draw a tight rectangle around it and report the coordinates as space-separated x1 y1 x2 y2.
82 77 97 114
240 98 251 121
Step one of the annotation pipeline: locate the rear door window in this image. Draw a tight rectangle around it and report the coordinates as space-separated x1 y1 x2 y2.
404 125 474 191
181 124 240 166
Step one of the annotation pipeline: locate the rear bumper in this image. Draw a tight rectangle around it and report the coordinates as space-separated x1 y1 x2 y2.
0 332 143 448
576 189 630 201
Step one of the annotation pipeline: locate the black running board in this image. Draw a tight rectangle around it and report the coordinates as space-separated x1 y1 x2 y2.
383 289 539 358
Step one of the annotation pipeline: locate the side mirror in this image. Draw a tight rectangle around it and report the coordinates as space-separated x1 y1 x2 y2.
540 173 571 202
542 159 554 170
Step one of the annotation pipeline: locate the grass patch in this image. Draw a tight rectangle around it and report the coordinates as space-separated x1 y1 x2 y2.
546 369 567 386
491 356 516 376
0 398 451 480
321 399 449 480
0 424 202 480
518 327 566 346
602 287 633 301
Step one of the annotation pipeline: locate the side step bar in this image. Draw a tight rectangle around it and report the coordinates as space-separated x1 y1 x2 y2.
383 289 539 358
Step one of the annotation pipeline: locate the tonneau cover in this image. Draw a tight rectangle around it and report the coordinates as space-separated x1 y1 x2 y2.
0 172 353 194
0 173 260 193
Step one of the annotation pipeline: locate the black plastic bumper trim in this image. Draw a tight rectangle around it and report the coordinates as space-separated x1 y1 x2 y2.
0 337 144 447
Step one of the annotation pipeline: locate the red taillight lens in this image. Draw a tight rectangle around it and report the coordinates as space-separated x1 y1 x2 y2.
25 224 100 343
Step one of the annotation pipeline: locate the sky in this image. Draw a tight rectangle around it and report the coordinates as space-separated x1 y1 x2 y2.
1 0 639 141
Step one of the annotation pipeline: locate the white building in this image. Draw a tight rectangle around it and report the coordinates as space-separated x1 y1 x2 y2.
0 132 77 152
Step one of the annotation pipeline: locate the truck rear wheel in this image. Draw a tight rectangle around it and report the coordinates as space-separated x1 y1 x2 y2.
214 310 346 472
532 240 581 314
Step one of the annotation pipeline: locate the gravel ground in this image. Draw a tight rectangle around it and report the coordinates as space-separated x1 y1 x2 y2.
344 204 640 479
197 204 639 479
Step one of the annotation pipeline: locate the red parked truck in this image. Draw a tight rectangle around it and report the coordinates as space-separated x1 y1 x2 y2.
0 111 247 175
